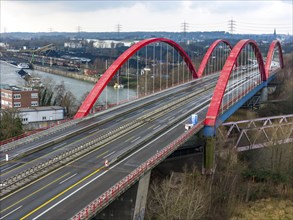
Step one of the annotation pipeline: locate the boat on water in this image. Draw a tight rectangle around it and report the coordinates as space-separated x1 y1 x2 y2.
28 77 43 88
17 63 30 69
17 69 31 79
114 83 124 89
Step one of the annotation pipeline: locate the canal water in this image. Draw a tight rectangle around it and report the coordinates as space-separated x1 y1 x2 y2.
0 61 136 105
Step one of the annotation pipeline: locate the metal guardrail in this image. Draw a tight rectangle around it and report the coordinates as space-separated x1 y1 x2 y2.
0 119 79 152
69 72 281 220
0 78 212 154
0 119 143 194
0 129 44 146
0 88 210 195
0 71 236 193
70 122 203 220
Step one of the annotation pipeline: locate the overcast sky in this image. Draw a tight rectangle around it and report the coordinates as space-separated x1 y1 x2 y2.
1 0 292 34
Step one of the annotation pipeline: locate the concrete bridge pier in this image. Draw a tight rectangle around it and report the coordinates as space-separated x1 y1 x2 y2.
260 86 268 103
133 171 151 220
202 126 216 174
93 171 151 220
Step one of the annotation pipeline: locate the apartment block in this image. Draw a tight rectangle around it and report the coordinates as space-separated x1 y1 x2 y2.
0 85 39 109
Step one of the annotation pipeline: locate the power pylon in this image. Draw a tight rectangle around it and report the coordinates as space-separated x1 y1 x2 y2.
181 21 189 37
116 24 122 38
228 19 236 35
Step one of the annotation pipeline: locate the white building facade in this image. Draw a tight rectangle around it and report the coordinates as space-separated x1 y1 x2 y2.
64 41 83 49
19 106 65 124
92 40 137 49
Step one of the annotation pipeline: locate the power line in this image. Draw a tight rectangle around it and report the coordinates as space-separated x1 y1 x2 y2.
238 23 291 29
189 22 225 26
237 21 292 26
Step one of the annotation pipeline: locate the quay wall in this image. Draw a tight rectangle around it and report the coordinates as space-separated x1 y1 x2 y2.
32 65 99 83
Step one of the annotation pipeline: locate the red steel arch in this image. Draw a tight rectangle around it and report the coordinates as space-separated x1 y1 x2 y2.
204 39 267 126
265 40 284 78
74 38 197 119
197 39 233 77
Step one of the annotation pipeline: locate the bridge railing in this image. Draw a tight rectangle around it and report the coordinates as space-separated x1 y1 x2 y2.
0 118 78 153
218 114 293 151
0 118 146 194
236 123 293 151
0 118 75 146
71 122 204 220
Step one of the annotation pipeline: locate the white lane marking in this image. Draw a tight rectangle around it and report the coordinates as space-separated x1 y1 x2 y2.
4 152 19 160
59 173 78 185
102 151 116 159
32 169 108 220
0 205 23 220
115 118 124 122
1 163 19 172
33 105 208 220
130 136 141 143
148 124 157 129
168 116 175 121
88 128 99 134
152 125 161 130
53 142 67 150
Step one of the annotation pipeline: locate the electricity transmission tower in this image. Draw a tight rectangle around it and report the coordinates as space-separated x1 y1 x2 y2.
181 21 189 39
228 19 236 34
116 24 122 38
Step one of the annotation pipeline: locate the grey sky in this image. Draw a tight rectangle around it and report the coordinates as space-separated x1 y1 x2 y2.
1 0 292 34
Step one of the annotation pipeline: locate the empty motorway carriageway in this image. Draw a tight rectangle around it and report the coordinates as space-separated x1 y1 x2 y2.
0 38 284 219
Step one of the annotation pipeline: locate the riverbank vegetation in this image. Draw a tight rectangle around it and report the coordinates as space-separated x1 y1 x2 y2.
38 77 78 117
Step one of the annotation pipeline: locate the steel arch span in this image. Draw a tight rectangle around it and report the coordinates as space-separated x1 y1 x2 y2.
74 38 198 119
197 39 233 77
265 40 284 78
204 39 267 127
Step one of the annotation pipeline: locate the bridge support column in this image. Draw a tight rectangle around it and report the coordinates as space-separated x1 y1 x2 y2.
133 171 151 220
202 126 216 174
93 171 151 220
260 86 268 103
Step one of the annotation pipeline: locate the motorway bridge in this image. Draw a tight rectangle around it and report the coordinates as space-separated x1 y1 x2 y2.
0 38 284 219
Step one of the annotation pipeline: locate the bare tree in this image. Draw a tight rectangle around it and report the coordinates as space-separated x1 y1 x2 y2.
146 167 209 220
53 81 66 106
39 77 55 106
61 90 78 117
0 108 23 140
38 77 78 117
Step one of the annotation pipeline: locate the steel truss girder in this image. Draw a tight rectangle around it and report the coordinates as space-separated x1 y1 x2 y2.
218 114 293 151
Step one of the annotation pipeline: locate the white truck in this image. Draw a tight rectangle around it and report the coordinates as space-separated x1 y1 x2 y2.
185 114 198 130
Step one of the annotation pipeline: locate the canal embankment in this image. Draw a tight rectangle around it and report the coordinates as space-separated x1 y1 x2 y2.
32 64 99 83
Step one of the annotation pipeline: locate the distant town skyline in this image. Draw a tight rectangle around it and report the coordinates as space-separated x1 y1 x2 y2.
1 0 292 35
